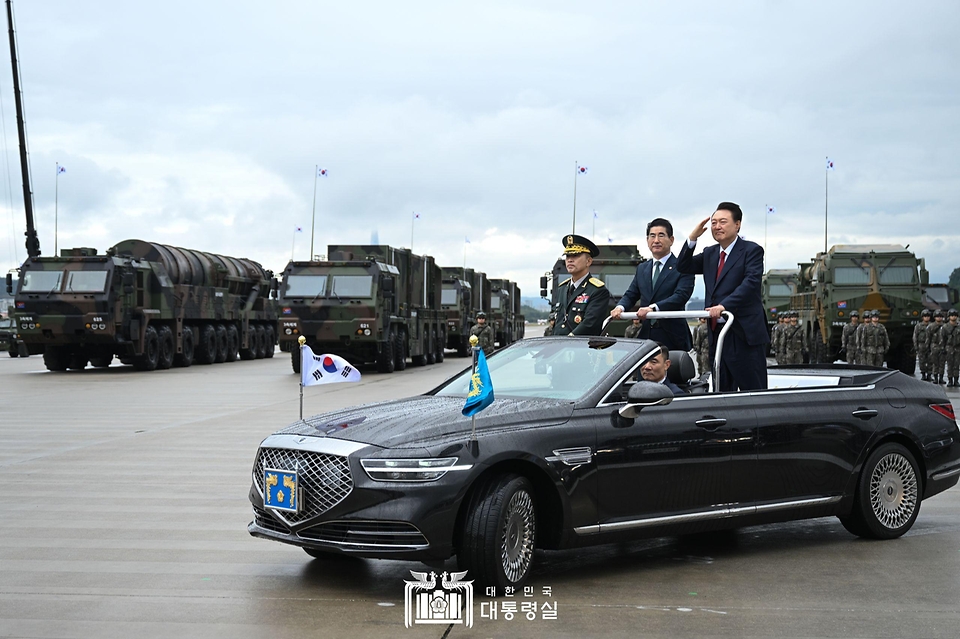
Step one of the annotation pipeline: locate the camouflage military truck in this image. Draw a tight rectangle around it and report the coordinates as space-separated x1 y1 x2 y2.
791 244 928 374
761 268 800 348
541 244 645 337
922 283 960 313
279 244 445 374
9 240 279 372
0 315 24 357
441 266 487 357
488 278 523 346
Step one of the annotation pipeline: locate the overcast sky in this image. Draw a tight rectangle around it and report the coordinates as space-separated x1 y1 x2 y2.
1 0 958 299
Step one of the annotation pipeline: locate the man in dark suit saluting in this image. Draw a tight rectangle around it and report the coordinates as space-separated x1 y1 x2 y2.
610 218 694 351
677 202 768 391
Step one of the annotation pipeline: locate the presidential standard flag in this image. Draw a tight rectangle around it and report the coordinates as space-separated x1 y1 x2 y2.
462 349 494 416
301 344 361 386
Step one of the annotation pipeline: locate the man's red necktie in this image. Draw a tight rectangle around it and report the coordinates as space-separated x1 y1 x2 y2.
711 251 726 330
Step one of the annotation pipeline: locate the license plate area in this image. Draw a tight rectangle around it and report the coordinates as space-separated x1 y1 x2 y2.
264 468 300 513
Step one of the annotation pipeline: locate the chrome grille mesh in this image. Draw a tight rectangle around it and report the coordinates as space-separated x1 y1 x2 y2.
254 447 353 525
298 520 429 548
253 506 291 535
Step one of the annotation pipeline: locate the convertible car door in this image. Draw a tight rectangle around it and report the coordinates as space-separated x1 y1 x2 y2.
594 393 757 526
746 384 881 505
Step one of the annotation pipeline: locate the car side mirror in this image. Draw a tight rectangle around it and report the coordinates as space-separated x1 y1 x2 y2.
618 381 674 419
4 273 11 295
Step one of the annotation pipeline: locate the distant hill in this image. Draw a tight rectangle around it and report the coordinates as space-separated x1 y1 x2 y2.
521 296 550 311
686 297 704 311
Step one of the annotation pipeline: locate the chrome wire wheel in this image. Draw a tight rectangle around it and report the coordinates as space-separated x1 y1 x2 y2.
500 489 536 583
869 452 918 530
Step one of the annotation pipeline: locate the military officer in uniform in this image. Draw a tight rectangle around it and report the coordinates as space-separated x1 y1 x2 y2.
554 234 611 336
470 311 495 356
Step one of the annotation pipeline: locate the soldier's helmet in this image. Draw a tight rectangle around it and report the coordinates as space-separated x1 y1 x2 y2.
934 309 944 318
850 310 859 318
476 311 486 319
921 309 932 317
548 313 556 321
949 309 959 317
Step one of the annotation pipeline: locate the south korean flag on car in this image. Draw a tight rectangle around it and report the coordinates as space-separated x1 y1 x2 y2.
301 344 361 386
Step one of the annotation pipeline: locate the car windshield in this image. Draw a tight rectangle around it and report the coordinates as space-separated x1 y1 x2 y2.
20 270 64 292
330 275 372 297
65 270 109 293
285 274 327 297
435 339 636 401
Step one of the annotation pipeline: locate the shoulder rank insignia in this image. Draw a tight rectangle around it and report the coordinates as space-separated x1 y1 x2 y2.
559 277 572 286
589 277 605 287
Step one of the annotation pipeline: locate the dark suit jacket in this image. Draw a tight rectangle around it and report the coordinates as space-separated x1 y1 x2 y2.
555 276 611 336
676 237 769 347
662 378 685 395
617 254 694 350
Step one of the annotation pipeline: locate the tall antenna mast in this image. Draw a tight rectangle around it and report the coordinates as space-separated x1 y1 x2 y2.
6 0 38 259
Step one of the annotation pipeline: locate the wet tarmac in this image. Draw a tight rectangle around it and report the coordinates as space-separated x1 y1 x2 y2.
1 340 958 639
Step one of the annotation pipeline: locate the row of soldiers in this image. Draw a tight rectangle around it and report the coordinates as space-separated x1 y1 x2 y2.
770 311 809 364
913 308 960 386
839 309 889 367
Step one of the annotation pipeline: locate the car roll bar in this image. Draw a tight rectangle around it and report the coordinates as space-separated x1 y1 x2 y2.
601 310 734 393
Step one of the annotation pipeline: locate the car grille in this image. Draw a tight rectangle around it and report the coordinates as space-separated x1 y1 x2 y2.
298 520 429 549
253 505 291 535
253 447 353 525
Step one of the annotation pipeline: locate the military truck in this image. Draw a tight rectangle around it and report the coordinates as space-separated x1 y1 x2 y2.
922 283 960 313
791 244 927 374
441 266 487 356
541 244 645 336
278 244 445 374
8 240 279 371
0 316 23 356
488 278 524 346
761 268 800 338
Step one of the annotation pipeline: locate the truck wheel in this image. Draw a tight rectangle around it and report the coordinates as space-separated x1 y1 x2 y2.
395 329 407 371
134 325 160 371
174 326 195 367
90 354 113 368
255 325 267 359
239 325 256 361
214 324 228 363
426 329 436 365
225 324 239 362
377 328 396 373
458 474 537 589
264 326 276 358
196 325 217 364
156 325 175 370
291 347 301 374
8 349 18 358
435 329 445 363
43 346 68 372
457 336 469 357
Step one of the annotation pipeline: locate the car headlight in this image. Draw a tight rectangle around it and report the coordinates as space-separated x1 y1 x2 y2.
360 457 471 482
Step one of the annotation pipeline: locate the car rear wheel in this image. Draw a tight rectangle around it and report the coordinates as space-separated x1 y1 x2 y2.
459 474 536 589
839 442 921 539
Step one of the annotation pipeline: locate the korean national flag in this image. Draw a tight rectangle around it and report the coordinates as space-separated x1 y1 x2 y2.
301 344 361 386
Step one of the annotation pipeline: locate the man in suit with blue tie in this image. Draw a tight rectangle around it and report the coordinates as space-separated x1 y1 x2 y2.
610 218 694 351
677 202 768 391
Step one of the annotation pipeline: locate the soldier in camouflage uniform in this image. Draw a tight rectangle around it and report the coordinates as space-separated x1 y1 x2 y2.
914 309 933 381
842 310 860 365
928 310 946 384
693 317 711 378
470 311 495 356
860 310 889 367
624 318 643 339
770 312 784 365
542 314 556 337
782 311 807 365
943 309 959 387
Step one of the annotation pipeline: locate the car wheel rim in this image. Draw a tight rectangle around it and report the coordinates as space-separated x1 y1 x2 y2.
500 489 535 583
869 453 918 529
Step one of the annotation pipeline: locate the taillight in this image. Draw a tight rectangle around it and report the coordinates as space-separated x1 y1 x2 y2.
929 403 956 421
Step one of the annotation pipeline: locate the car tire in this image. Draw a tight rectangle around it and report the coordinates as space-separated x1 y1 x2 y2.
134 325 160 371
377 328 396 374
459 474 536 589
174 325 195 367
225 324 239 362
839 442 921 539
157 325 175 370
196 324 217 365
264 325 276 358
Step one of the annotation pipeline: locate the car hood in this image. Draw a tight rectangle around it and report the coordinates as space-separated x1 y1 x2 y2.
273 396 575 449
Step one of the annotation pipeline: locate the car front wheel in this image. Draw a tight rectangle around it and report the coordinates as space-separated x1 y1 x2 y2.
840 442 921 539
459 474 536 589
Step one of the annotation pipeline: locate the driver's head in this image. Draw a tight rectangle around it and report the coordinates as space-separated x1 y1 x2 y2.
640 343 671 383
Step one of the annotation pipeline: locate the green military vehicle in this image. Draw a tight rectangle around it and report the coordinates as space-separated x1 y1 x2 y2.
279 244 445 374
791 244 927 374
0 315 24 357
9 240 279 371
922 283 960 313
541 244 645 336
441 266 490 356
761 268 800 341
488 278 524 346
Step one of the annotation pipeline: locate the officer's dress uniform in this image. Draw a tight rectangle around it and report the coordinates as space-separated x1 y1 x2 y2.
555 275 610 336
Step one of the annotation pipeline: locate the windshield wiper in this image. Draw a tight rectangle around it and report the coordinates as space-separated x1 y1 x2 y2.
330 280 342 303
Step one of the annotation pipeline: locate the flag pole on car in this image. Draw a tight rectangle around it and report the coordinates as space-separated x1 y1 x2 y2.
297 335 361 422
